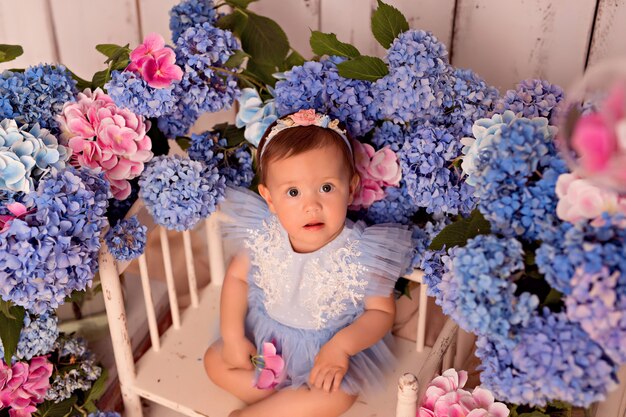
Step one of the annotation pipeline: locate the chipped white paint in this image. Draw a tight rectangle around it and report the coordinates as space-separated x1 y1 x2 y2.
587 0 626 68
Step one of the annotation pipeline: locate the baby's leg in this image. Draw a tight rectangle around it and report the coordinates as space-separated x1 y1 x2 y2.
229 386 357 417
203 340 274 404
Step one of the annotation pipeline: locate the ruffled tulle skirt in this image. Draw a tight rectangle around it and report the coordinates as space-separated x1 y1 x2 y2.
245 284 395 396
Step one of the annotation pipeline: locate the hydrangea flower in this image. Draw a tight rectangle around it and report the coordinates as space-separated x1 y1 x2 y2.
157 101 199 138
0 311 58 361
274 57 377 137
476 309 618 407
0 64 77 133
235 88 278 147
420 248 447 297
170 0 219 43
408 217 449 272
352 182 417 225
174 23 241 114
399 124 475 216
105 215 147 261
371 120 405 153
105 70 178 118
88 412 121 417
0 168 108 314
139 155 225 231
57 88 153 200
437 235 538 342
0 119 71 193
494 79 564 123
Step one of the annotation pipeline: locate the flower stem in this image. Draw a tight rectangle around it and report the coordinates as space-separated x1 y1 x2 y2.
209 65 265 90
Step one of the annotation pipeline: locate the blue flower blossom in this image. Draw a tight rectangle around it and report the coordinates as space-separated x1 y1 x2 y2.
139 155 225 231
494 79 564 123
235 88 278 147
170 0 219 43
0 311 58 361
371 121 405 153
105 70 178 118
105 215 147 261
157 102 199 138
476 309 618 407
420 248 447 297
351 183 417 226
88 412 121 417
409 217 449 272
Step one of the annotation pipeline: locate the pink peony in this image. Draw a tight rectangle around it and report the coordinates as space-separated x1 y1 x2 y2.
289 109 318 126
555 173 626 226
572 113 616 173
127 33 183 88
253 342 286 390
0 202 31 233
0 357 51 417
57 88 153 199
367 146 402 186
350 178 385 210
21 357 52 401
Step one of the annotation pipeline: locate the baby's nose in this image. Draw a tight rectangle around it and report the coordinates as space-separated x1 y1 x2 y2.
304 197 322 213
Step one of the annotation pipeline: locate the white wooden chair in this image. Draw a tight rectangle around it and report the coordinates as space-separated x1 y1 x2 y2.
99 204 460 417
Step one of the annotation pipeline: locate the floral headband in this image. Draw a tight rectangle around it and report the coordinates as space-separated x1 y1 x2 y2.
259 109 352 159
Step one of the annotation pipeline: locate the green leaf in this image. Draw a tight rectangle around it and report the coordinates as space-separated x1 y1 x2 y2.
0 301 25 362
84 367 108 404
542 288 564 308
176 137 192 151
336 56 388 81
35 397 77 417
83 400 98 414
224 49 250 69
216 9 249 37
518 412 550 417
96 43 130 62
371 0 409 48
0 44 24 63
244 59 277 87
429 209 491 251
91 70 108 89
224 0 258 8
212 122 247 147
309 31 360 58
283 50 305 69
66 68 92 91
240 12 289 66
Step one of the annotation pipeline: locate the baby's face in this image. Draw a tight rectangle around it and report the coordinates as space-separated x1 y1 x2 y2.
258 145 357 253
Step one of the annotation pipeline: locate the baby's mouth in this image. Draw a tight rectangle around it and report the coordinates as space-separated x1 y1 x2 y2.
303 222 324 230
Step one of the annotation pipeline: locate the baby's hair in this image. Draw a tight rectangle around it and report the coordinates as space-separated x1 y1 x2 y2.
257 117 356 185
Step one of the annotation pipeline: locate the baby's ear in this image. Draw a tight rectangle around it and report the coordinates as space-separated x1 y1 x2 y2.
348 173 360 204
258 184 276 213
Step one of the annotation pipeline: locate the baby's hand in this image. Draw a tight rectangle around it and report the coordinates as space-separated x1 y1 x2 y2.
222 336 256 370
309 340 350 393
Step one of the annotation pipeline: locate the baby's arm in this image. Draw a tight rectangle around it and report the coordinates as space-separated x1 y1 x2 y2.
309 294 396 392
220 251 256 370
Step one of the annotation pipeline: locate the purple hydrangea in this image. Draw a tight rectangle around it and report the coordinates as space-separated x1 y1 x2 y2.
494 79 564 123
105 215 147 261
408 217 449 272
351 183 417 226
0 65 77 134
274 57 377 137
420 248 447 297
157 101 199 138
371 121 405 153
0 168 108 314
437 235 538 341
139 155 225 231
105 70 178 118
476 309 618 407
0 311 58 361
170 0 219 43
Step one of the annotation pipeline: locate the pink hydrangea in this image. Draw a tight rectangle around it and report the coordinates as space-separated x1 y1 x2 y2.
57 88 153 199
252 342 286 390
350 140 402 209
555 172 626 226
0 357 53 417
127 33 183 88
418 369 509 417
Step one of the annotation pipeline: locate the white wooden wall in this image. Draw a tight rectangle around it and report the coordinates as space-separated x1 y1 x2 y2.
2 0 626 93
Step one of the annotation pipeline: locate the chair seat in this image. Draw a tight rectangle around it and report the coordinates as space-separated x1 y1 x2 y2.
134 284 429 417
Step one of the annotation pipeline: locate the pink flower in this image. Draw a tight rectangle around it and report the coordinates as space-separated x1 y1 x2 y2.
555 173 626 226
464 388 510 417
21 357 52 401
127 33 183 89
421 369 469 411
0 202 32 233
57 88 153 199
353 140 376 175
289 109 318 126
252 342 286 390
367 146 402 186
349 178 385 210
572 113 616 173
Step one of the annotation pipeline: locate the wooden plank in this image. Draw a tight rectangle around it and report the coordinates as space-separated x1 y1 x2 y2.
138 0 180 45
587 0 626 68
452 0 597 91
249 0 320 59
0 0 57 70
49 0 141 81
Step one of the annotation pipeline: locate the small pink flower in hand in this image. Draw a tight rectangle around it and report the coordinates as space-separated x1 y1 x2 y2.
290 109 318 126
252 341 286 390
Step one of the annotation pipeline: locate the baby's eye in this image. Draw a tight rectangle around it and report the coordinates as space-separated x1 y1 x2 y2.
320 183 334 193
287 188 299 197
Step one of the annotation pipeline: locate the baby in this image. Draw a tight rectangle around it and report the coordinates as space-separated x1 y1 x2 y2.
204 109 413 417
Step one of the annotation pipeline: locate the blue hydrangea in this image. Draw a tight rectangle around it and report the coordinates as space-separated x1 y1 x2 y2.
105 70 178 118
371 121 405 153
88 412 121 417
0 311 58 361
420 248 447 297
174 23 241 114
437 235 538 341
106 179 139 227
0 168 108 314
170 0 219 43
274 57 378 137
157 102 199 138
399 123 475 216
45 334 102 403
476 309 618 407
0 119 71 193
373 30 452 123
105 215 147 261
139 155 225 231
536 214 626 295
408 217 449 272
0 65 77 133
235 88 278 147
566 267 626 364
494 79 564 123
352 183 417 225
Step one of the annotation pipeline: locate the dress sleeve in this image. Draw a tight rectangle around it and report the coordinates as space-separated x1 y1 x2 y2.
354 222 414 298
218 186 270 252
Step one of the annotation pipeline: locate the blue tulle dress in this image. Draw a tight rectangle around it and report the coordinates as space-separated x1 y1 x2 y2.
219 187 414 395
